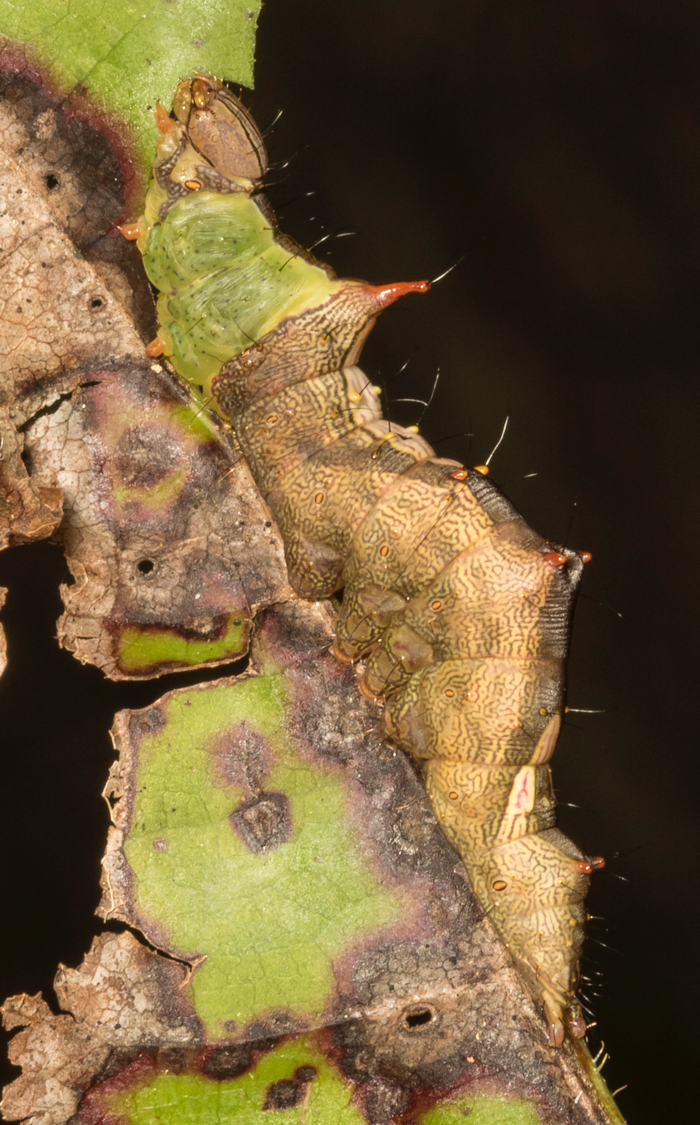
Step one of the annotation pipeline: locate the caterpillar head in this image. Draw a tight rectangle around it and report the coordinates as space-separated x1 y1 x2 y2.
173 75 268 183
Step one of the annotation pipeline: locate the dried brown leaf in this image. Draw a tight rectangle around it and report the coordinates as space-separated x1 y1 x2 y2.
0 73 148 421
1 932 204 1125
0 404 62 549
22 361 291 677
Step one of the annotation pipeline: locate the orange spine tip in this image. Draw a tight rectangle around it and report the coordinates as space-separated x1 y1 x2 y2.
573 856 605 875
145 337 166 358
368 280 431 308
449 469 468 480
118 222 141 241
543 552 568 567
473 465 489 475
578 551 592 563
154 102 175 135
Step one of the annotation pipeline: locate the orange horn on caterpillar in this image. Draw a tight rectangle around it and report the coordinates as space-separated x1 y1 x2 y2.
543 552 568 567
364 279 432 307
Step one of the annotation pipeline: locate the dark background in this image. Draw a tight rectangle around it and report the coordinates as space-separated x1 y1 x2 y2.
1 2 698 1122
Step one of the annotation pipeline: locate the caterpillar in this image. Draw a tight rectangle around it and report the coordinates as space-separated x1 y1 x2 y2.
123 76 604 1049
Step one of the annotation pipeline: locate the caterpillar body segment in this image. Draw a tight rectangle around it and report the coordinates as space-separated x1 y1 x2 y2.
133 76 603 1049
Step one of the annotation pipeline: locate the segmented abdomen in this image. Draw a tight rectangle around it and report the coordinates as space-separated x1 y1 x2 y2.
217 358 591 1046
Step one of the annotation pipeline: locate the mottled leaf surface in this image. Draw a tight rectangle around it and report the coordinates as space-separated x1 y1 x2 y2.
24 361 290 677
0 71 146 554
75 1035 544 1125
0 72 148 416
0 64 290 675
101 604 413 1030
89 602 619 1125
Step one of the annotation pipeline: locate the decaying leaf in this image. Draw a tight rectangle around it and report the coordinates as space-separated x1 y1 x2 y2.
2 604 621 1125
23 360 290 677
0 403 62 549
0 70 148 418
1 930 203 1125
0 65 149 554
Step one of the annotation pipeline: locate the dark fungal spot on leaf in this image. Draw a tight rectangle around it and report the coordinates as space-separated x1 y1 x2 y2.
202 1042 251 1080
114 424 181 489
155 1046 189 1074
364 1079 411 1123
130 705 165 742
262 1078 305 1111
214 720 273 792
245 1012 297 1051
294 1066 317 1083
229 791 292 852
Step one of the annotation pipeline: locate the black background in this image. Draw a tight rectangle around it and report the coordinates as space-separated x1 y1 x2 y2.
1 2 698 1122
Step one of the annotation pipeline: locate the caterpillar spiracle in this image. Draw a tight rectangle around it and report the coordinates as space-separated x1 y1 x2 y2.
122 76 604 1049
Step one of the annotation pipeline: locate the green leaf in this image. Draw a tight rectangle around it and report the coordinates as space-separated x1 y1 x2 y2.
115 668 406 1035
116 614 249 673
421 1095 541 1125
103 1038 367 1125
0 0 261 196
86 1034 544 1125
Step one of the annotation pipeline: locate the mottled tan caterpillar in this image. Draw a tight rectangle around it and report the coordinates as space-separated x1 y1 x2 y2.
124 76 604 1048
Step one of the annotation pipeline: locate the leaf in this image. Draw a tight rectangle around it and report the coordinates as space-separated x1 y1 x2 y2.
3 605 625 1125
2 957 547 1125
92 601 622 1123
101 604 411 1031
24 361 290 677
1 932 202 1124
1 55 293 675
77 1037 544 1124
0 1 261 201
0 404 63 550
0 70 150 420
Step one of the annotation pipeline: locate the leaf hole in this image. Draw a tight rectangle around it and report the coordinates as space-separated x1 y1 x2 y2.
136 558 156 577
45 173 60 190
403 1005 436 1031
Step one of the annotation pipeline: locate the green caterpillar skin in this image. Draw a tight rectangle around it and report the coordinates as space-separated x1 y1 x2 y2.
134 82 340 392
134 77 603 1048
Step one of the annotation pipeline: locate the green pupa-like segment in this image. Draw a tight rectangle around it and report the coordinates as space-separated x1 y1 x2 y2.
133 76 602 1049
